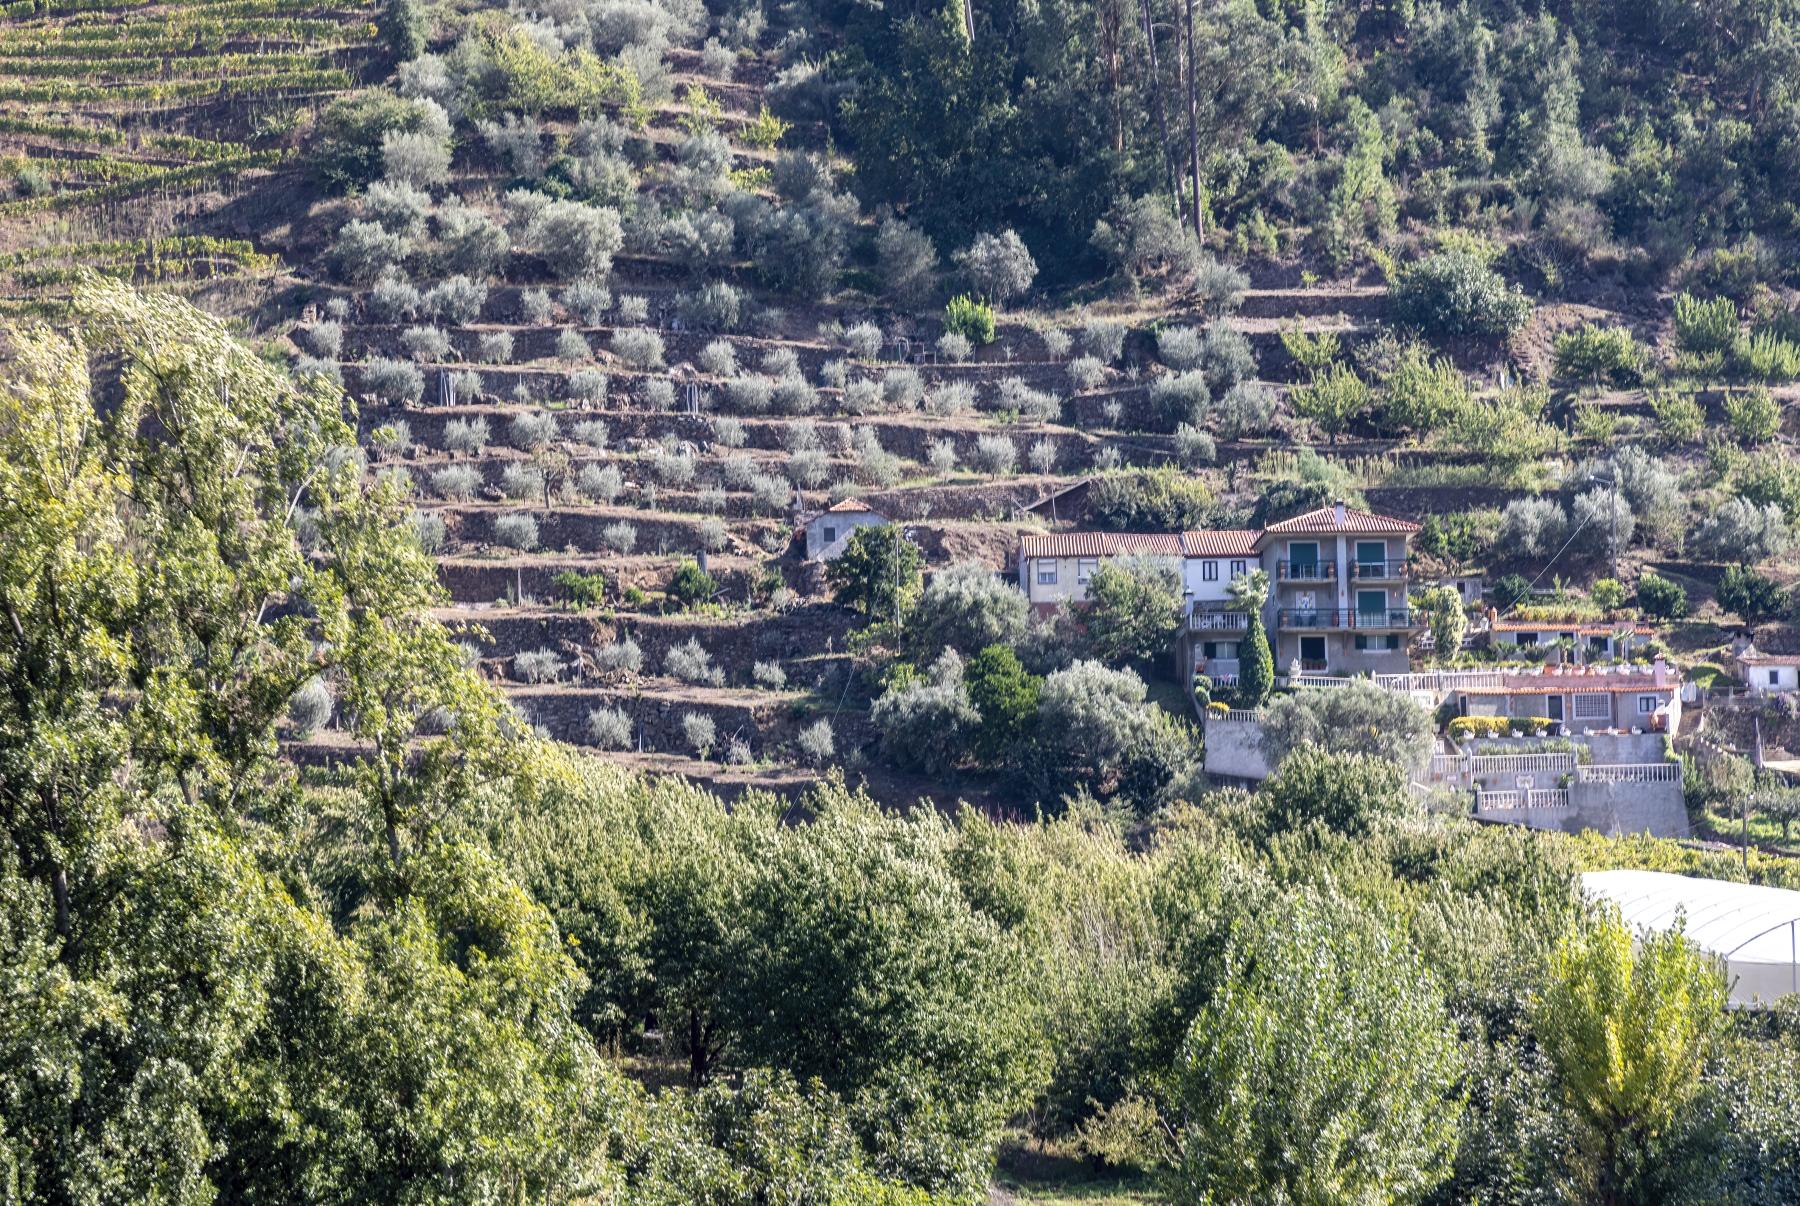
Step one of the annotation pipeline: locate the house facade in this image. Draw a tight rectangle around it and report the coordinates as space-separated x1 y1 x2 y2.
1255 503 1423 678
1450 660 1681 733
803 498 888 561
1488 619 1655 662
1016 501 1427 682
1733 646 1800 693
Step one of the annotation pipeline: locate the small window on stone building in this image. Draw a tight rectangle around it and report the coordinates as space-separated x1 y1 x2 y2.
823 525 837 544
1038 562 1058 585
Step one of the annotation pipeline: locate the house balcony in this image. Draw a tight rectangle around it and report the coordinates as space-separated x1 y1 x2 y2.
1189 610 1249 632
1196 659 1240 683
1350 559 1408 581
1276 560 1334 581
1277 608 1427 630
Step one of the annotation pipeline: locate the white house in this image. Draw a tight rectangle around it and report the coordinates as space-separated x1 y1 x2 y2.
1734 646 1800 693
803 498 888 561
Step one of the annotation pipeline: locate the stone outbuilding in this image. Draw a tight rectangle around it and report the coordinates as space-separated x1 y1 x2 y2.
803 498 889 561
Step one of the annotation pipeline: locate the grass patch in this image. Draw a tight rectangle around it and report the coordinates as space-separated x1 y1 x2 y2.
992 1137 1156 1206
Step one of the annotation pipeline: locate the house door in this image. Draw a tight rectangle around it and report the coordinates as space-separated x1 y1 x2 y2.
1356 590 1386 626
1547 695 1564 721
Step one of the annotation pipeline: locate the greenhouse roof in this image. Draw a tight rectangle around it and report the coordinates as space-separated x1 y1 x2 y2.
1582 869 1800 1005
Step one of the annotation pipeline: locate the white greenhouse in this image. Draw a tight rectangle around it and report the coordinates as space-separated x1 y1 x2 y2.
1583 869 1800 1006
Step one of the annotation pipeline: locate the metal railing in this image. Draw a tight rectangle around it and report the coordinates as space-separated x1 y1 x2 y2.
1190 611 1249 631
1577 762 1681 783
1277 560 1334 580
1351 560 1407 580
1478 788 1571 810
1278 609 1427 630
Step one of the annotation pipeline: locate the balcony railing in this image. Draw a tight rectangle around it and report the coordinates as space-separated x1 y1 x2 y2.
1577 762 1681 784
1351 559 1407 580
1197 659 1241 681
1189 610 1249 631
1276 560 1334 581
1277 609 1427 630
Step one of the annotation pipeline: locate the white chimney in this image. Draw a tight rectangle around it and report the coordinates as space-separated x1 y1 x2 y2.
1334 499 1347 526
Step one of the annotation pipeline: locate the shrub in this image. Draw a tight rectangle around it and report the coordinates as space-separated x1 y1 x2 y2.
1157 325 1203 371
594 636 643 674
796 717 835 764
568 370 609 406
612 328 665 367
1089 468 1213 531
304 321 343 359
1288 363 1370 436
926 380 974 417
588 706 633 748
432 465 482 500
1068 356 1107 392
1672 292 1738 356
786 449 831 488
382 128 451 188
555 328 592 362
1554 324 1641 386
1042 329 1073 359
361 357 424 404
641 379 677 411
1738 330 1800 382
400 325 451 363
1256 682 1434 771
937 332 974 363
602 520 637 553
478 332 515 364
727 376 773 413
518 287 555 325
368 277 421 323
1725 386 1781 443
1174 423 1216 466
721 456 758 490
335 220 411 282
1081 319 1128 364
563 280 612 325
580 463 623 502
1389 251 1533 337
668 559 719 608
309 89 436 192
511 411 560 450
699 514 728 547
844 321 884 360
287 677 332 737
617 295 650 323
772 377 820 414
438 202 511 279
423 275 488 326
501 462 545 500
1379 351 1469 435
1201 322 1256 389
293 356 342 384
679 281 747 330
877 214 939 307
1636 572 1688 620
953 229 1038 303
682 712 717 758
552 569 607 608
514 648 566 683
1148 370 1211 431
841 378 883 414
365 178 429 238
698 340 738 377
449 369 484 403
666 636 724 684
1497 497 1569 558
654 452 696 487
882 368 925 411
1694 498 1791 565
711 416 746 448
928 439 958 476
943 294 996 344
784 421 821 453
1572 487 1635 555
752 472 793 513
753 660 787 689
442 417 490 454
972 434 1017 477
525 199 624 280
493 512 538 550
1194 258 1250 315
1493 573 1533 609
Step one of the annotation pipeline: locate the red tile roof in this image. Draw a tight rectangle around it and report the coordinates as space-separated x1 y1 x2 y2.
1020 532 1184 558
825 497 882 514
1492 622 1655 636
1181 530 1260 556
1460 683 1677 695
1739 653 1800 666
1262 505 1421 534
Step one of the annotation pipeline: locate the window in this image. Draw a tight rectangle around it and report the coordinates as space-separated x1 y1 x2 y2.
1516 632 1537 646
1637 695 1658 715
1547 696 1564 721
1202 560 1218 581
1203 642 1217 659
1355 634 1367 650
1037 562 1058 585
822 525 837 544
1356 541 1387 574
1574 693 1610 720
1230 559 1247 578
1385 634 1400 650
1300 636 1326 662
1289 542 1319 569
1772 670 1781 686
1077 558 1098 584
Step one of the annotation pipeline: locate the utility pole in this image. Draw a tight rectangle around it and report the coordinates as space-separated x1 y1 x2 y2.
1587 474 1618 582
893 523 901 640
1184 0 1202 243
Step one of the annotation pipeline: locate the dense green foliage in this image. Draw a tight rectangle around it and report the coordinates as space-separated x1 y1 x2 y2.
828 523 924 617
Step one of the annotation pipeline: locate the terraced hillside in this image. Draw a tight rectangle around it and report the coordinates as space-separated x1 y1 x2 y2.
3 0 1798 808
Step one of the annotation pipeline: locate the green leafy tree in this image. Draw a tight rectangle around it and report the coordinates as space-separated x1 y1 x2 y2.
1554 324 1642 388
1649 391 1705 444
1724 385 1781 444
1636 572 1688 620
1439 387 1564 467
379 0 428 61
668 559 719 609
1591 578 1628 610
1288 361 1370 438
1532 909 1729 1206
1390 251 1533 337
944 294 997 343
1086 552 1183 664
1420 583 1469 663
825 523 922 619
1716 564 1789 626
1168 888 1464 1206
1672 292 1739 356
912 559 1030 656
1380 348 1470 434
1229 570 1274 708
965 644 1042 767
1256 692 1434 783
